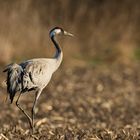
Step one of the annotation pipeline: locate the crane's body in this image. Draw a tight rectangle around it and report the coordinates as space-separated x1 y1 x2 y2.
3 27 73 132
4 54 63 102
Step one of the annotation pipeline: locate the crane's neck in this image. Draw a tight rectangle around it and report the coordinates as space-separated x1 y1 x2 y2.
51 35 63 72
51 36 62 58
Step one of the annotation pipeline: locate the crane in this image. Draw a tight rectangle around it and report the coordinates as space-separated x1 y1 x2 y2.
3 27 73 132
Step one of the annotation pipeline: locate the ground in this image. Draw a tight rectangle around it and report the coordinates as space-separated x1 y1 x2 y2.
0 64 140 140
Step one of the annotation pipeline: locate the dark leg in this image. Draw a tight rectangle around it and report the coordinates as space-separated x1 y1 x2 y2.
31 89 42 129
16 93 33 130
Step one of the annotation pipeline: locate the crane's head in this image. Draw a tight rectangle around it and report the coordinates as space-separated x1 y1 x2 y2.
49 27 74 38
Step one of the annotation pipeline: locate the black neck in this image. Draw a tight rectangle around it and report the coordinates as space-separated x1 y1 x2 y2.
51 36 61 56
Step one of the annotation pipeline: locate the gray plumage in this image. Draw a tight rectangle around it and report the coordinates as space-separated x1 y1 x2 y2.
3 57 62 103
3 27 73 132
3 63 23 102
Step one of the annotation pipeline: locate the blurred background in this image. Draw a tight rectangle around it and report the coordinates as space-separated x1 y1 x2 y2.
0 0 139 66
0 0 140 139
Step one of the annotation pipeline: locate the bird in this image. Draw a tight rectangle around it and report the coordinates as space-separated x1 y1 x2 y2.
3 27 73 132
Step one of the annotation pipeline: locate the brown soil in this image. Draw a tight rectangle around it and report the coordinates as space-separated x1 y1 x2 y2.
0 64 140 140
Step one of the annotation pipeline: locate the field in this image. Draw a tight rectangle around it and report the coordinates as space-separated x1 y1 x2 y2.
0 0 140 139
0 64 140 139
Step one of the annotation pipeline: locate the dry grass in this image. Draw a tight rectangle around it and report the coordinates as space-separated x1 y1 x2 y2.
0 0 139 66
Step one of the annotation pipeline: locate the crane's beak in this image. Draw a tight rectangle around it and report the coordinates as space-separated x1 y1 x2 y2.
64 31 74 37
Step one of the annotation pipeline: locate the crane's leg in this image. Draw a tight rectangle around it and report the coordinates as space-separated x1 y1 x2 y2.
31 89 42 130
16 93 33 130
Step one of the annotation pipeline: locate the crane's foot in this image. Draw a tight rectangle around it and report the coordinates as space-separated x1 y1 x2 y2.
29 125 35 135
31 127 35 134
27 118 34 134
22 117 34 134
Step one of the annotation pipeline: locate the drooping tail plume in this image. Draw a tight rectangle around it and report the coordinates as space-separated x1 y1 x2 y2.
3 63 23 103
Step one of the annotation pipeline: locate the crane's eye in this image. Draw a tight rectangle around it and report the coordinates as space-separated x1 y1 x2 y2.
61 28 64 34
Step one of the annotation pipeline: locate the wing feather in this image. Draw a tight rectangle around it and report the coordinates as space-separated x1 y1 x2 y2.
3 59 54 103
3 63 23 103
21 60 51 91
